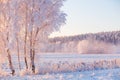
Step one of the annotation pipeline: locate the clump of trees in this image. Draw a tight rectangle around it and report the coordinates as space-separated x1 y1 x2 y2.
0 0 66 75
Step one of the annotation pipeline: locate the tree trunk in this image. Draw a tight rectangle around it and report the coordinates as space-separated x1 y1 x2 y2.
16 37 21 70
30 47 35 73
24 2 28 70
32 40 36 73
7 49 15 75
32 48 35 73
24 27 28 69
30 31 35 73
29 0 35 73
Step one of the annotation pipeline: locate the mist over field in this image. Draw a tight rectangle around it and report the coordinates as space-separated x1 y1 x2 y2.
77 40 118 54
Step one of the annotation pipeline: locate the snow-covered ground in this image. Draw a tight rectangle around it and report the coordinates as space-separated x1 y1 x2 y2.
1 68 120 80
0 53 120 80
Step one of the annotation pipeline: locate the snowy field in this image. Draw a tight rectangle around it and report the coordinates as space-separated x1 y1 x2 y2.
1 68 120 80
0 53 120 80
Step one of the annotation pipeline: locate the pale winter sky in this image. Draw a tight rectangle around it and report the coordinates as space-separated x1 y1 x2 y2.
50 0 120 38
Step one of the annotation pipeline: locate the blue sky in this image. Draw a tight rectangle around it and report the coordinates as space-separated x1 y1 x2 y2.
50 0 120 37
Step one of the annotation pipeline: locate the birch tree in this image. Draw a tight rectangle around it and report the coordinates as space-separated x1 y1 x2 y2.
0 0 66 74
12 0 21 70
26 0 66 73
0 0 15 75
17 0 29 70
0 0 21 75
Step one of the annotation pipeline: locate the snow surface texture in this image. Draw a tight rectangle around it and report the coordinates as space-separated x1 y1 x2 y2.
1 68 120 80
0 54 120 80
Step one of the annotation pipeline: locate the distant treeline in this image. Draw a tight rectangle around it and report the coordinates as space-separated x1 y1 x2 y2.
40 31 120 53
49 31 120 45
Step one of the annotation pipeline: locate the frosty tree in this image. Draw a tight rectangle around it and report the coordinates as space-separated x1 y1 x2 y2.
0 0 16 75
25 0 66 73
0 0 66 74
